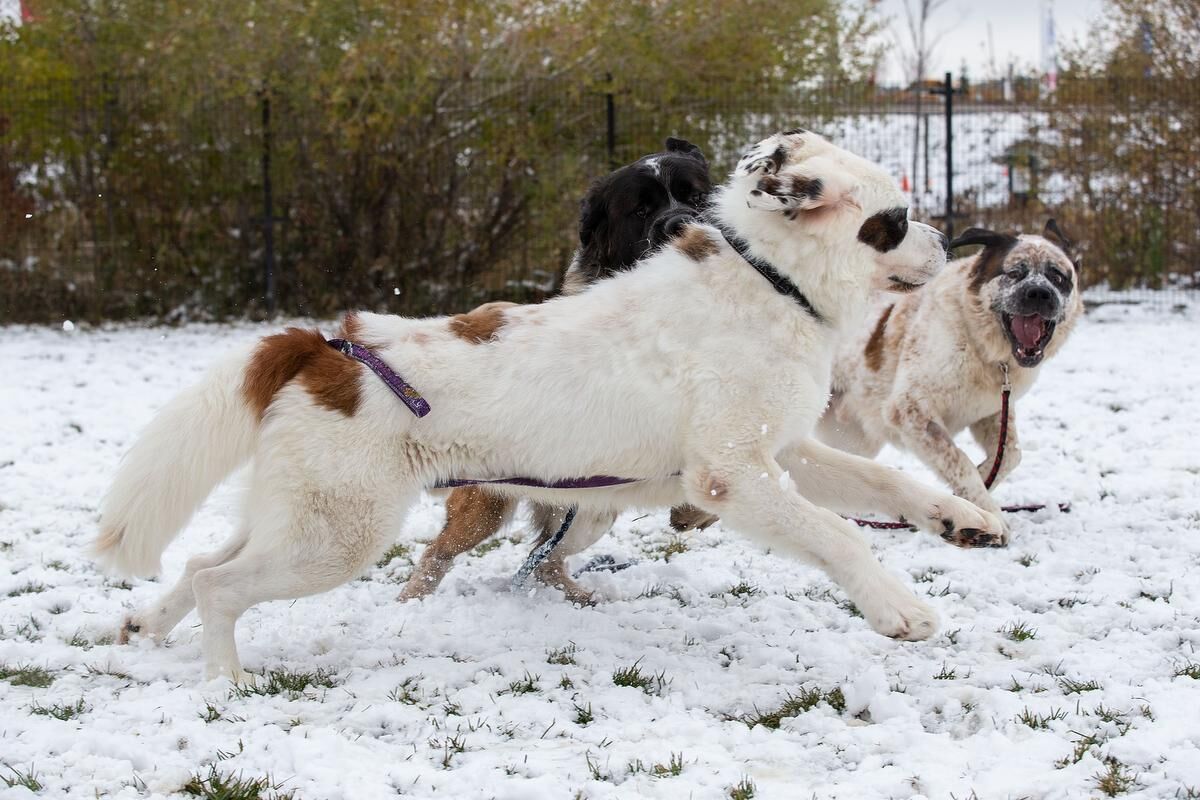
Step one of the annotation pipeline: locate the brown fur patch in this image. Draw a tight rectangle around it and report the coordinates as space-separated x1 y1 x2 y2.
448 301 514 344
242 327 362 419
437 487 511 557
968 241 1019 292
669 504 719 532
863 305 894 372
675 225 720 261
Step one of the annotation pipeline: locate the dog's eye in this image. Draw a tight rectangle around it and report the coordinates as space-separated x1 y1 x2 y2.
1047 268 1070 288
1006 262 1028 280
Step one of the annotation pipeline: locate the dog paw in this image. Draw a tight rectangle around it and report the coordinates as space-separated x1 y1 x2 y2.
863 591 939 641
927 498 1008 548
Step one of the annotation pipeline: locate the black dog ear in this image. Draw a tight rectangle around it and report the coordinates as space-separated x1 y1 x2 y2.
664 137 707 167
578 190 606 248
1042 218 1081 269
950 227 1018 251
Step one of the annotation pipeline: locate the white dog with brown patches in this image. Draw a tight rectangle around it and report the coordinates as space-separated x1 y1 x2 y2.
818 221 1084 534
95 130 1005 682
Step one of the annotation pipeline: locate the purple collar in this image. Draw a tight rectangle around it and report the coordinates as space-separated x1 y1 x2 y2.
328 338 431 418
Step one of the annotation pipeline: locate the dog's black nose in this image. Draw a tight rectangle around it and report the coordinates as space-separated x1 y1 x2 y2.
1019 283 1059 316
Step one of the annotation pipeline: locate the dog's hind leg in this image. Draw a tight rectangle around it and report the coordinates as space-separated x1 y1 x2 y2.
120 530 249 644
682 454 939 641
400 487 516 600
192 494 411 682
528 504 616 604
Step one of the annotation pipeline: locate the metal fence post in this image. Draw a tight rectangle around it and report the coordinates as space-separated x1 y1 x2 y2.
260 88 277 317
943 71 954 239
605 72 616 170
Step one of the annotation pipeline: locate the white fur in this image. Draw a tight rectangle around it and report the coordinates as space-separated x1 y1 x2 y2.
95 131 1005 681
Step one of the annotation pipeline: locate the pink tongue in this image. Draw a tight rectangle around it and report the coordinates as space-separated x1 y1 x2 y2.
1010 314 1045 349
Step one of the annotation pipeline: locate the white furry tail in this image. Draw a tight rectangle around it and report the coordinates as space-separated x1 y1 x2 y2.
94 345 260 577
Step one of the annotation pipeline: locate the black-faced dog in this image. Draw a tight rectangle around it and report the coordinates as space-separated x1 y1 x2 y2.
818 220 1084 536
400 137 713 602
561 136 712 293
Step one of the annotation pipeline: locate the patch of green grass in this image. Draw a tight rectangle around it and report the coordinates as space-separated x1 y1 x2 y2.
375 542 411 568
0 663 54 688
573 702 594 726
183 766 296 799
45 559 68 571
650 536 689 562
1016 706 1067 730
1017 553 1038 567
726 581 760 598
470 538 505 557
66 630 92 649
505 671 540 695
1059 677 1103 694
585 752 612 782
387 677 422 704
933 663 961 680
612 661 668 695
1001 621 1038 641
558 675 574 690
1173 661 1200 680
29 698 88 721
737 687 845 729
2 765 42 792
433 733 467 769
228 668 338 698
546 644 577 665
1094 757 1138 796
6 581 46 597
1057 731 1103 767
652 753 684 777
729 777 757 799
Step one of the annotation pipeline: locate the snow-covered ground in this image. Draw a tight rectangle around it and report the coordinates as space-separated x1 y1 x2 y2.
2 304 1199 800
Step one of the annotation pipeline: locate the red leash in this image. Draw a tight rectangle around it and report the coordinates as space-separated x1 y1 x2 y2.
850 363 1068 531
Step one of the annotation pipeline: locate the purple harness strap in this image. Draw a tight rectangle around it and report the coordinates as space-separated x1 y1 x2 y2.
327 338 431 418
436 475 644 490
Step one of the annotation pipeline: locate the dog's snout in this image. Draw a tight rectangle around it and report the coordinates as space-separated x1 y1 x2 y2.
1019 283 1059 315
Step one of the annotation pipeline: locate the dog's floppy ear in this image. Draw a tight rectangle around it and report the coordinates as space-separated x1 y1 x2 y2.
735 137 788 178
1042 218 1082 269
578 190 607 248
745 155 856 213
664 136 707 167
950 227 1018 251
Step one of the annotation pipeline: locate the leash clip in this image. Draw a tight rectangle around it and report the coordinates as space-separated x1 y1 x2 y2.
999 361 1012 392
340 339 354 356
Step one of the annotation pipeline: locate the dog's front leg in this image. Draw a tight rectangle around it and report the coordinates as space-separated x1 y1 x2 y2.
683 455 938 640
971 411 1021 490
777 439 1005 547
886 398 1008 531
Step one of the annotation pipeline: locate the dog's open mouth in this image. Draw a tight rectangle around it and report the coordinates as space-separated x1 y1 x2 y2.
1002 313 1056 367
887 275 925 293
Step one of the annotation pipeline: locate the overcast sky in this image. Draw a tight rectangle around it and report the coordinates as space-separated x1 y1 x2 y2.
872 0 1106 81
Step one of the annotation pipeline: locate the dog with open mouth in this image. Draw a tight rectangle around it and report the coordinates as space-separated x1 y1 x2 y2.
817 219 1083 535
96 129 1007 681
399 137 714 603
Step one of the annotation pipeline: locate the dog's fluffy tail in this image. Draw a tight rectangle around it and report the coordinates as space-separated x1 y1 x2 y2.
94 329 329 576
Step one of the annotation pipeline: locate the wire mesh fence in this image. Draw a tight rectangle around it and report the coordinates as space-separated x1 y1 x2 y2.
1 74 1196 323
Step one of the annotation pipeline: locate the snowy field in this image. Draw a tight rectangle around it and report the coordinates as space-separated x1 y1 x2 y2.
2 303 1200 800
